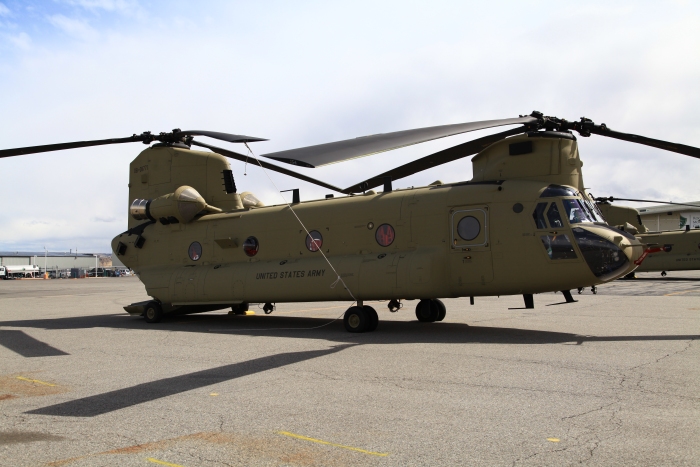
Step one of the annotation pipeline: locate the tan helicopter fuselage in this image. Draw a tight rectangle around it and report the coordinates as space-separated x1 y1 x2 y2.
113 134 643 312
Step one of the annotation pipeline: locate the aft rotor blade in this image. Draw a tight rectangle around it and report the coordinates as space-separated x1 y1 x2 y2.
181 130 267 143
342 127 526 193
590 127 700 159
596 197 700 209
190 140 344 193
0 135 143 159
262 116 538 168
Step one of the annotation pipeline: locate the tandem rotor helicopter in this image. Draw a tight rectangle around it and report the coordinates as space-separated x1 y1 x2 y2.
592 198 700 279
2 111 699 333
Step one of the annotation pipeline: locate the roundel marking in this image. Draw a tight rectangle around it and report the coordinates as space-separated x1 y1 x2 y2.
243 236 259 257
305 231 323 252
375 224 395 247
188 242 202 261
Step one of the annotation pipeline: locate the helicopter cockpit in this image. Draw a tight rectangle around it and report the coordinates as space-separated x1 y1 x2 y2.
536 184 638 281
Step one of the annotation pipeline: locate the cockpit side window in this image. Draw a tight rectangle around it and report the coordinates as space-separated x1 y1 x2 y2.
563 199 593 224
547 202 564 228
533 202 548 229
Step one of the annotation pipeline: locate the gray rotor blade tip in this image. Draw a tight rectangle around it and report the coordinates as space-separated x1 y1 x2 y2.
261 116 537 167
181 131 268 143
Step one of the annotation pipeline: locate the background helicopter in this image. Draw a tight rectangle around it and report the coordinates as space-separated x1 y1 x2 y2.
592 198 700 278
2 111 698 332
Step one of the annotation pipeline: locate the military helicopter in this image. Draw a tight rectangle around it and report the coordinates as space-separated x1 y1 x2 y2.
593 198 700 278
2 112 697 333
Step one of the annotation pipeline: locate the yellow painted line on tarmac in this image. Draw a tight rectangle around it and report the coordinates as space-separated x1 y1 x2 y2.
664 289 697 296
146 458 186 467
16 376 56 386
277 431 389 457
547 438 560 442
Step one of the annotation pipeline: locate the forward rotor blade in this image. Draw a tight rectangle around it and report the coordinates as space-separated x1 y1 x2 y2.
190 140 344 193
0 135 143 159
342 127 526 193
262 116 538 168
590 127 700 159
181 130 267 143
595 197 700 209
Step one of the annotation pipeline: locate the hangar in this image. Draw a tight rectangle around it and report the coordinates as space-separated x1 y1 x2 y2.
0 251 114 277
638 202 700 231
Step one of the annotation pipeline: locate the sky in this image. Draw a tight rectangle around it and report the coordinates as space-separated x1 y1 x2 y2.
1 0 699 253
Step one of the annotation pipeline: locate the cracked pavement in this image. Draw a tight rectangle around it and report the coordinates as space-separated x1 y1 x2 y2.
0 271 698 466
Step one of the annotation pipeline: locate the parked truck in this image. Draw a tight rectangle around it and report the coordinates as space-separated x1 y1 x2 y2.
2 264 41 279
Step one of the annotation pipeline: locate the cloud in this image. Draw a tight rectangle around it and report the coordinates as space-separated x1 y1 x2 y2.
47 14 98 41
93 216 117 223
60 0 145 18
0 3 9 17
6 31 31 49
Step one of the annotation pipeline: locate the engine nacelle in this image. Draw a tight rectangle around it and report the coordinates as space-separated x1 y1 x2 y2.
130 185 221 224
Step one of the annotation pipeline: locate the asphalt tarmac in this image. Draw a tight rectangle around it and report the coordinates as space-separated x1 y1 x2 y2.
0 271 698 466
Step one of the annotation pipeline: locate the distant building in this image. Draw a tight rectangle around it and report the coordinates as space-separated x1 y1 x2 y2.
0 251 109 271
638 202 700 231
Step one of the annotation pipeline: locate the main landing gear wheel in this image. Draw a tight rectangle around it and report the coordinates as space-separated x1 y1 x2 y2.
344 306 367 333
415 299 445 322
365 306 379 332
144 301 163 323
435 299 446 321
229 302 249 315
343 305 379 333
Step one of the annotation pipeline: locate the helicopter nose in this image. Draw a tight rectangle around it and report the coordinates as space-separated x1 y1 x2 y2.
571 225 644 281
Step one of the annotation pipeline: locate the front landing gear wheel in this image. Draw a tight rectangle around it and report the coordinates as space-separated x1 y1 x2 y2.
415 299 440 322
661 271 667 277
144 301 163 323
344 306 369 333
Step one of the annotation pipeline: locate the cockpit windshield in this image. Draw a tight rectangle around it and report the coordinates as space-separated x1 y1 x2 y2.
583 198 606 222
562 199 594 224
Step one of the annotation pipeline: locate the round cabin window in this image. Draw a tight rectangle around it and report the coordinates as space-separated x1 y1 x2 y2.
375 224 395 247
457 216 480 241
305 230 323 252
188 242 202 261
243 236 259 257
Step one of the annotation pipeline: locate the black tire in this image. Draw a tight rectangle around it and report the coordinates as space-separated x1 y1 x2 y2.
144 301 163 323
364 306 379 332
230 302 249 315
415 299 438 322
434 299 446 321
344 306 368 333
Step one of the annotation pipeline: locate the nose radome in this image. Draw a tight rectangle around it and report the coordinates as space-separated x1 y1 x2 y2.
571 225 644 282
